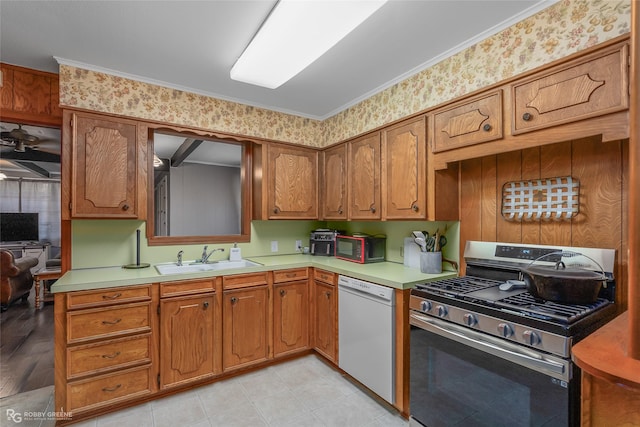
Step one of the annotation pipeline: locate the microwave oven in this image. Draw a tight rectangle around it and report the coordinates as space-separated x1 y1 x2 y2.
335 234 386 264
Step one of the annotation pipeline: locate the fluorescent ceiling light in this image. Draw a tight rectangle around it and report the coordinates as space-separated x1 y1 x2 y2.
231 0 388 89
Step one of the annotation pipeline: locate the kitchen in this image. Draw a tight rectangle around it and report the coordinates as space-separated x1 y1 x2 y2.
0 0 638 426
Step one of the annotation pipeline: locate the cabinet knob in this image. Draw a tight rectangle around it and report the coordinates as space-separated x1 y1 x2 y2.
122 204 130 211
273 207 280 214
203 301 209 309
370 206 376 213
411 204 419 212
280 289 286 297
230 297 238 304
522 112 533 121
338 209 343 215
325 291 331 299
483 123 492 131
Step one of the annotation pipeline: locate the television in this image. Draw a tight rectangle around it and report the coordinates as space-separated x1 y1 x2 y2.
0 212 40 243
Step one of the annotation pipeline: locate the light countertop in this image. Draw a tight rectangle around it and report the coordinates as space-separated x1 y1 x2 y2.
51 254 457 293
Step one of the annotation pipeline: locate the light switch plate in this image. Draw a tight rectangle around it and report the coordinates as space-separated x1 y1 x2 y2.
271 241 278 252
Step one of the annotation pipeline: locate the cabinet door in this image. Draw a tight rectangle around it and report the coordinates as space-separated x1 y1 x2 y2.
382 117 427 219
432 90 503 152
223 286 269 371
321 144 348 220
512 44 628 134
71 112 138 218
313 280 337 363
348 133 381 219
160 294 216 388
274 281 309 357
268 144 318 219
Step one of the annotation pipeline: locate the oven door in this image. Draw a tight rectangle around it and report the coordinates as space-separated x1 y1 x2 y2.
410 312 579 427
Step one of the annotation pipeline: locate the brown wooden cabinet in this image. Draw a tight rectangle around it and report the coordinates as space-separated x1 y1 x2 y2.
159 289 216 389
55 285 155 415
348 132 381 219
312 269 337 363
222 272 270 371
432 90 503 152
273 269 309 357
382 117 427 219
266 143 318 219
0 63 62 127
321 143 348 220
66 110 144 218
512 42 628 135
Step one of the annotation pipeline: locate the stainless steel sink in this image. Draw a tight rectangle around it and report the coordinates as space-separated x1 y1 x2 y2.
155 259 261 275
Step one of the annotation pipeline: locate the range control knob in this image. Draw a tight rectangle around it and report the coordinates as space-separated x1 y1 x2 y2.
436 305 448 318
523 330 541 346
420 301 432 312
497 323 514 338
463 313 478 326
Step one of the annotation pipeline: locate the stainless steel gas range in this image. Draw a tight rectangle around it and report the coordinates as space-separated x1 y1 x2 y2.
409 241 617 427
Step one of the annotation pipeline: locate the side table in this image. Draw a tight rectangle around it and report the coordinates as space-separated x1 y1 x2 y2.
33 268 62 309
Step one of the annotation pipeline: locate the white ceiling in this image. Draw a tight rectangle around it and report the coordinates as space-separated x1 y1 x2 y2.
0 0 556 120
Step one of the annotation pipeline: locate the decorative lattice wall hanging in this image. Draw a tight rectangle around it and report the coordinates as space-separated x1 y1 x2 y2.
501 176 580 221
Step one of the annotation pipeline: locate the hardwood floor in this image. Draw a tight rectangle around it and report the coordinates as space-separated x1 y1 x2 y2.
0 291 54 398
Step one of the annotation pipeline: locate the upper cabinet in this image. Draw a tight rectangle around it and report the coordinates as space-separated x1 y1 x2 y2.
432 90 503 152
381 117 427 219
348 132 381 220
253 142 318 219
512 42 629 135
321 143 348 220
63 110 147 219
0 63 62 127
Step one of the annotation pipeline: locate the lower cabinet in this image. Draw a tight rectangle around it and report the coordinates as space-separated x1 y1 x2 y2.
222 282 270 371
159 292 216 389
274 280 309 357
312 270 337 362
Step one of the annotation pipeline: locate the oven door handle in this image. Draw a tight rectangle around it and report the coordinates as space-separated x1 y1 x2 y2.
410 312 569 381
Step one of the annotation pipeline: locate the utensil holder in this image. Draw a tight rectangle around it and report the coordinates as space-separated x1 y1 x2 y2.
420 252 442 274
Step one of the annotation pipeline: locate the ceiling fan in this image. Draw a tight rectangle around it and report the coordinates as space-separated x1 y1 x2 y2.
0 124 60 154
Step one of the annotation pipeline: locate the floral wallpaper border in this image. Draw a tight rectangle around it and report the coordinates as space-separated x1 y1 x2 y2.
59 0 630 148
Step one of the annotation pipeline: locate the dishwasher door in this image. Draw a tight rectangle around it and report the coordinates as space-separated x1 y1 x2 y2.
338 275 395 404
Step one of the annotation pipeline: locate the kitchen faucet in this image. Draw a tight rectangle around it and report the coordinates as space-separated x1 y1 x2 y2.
200 246 225 264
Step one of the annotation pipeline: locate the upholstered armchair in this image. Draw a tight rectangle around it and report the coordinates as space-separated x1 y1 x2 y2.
1 250 38 311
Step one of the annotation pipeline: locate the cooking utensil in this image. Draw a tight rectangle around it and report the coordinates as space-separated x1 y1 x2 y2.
520 251 606 304
414 237 427 252
499 279 527 291
425 234 447 252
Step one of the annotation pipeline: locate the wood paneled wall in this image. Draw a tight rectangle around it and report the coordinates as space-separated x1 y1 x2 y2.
459 135 629 310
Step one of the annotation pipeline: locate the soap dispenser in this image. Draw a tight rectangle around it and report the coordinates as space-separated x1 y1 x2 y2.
229 243 242 261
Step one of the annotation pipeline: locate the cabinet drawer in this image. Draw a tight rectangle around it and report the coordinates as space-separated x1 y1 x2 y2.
433 90 502 152
160 279 215 298
512 44 628 134
67 285 151 310
67 302 151 344
67 334 152 379
67 365 153 412
313 269 335 285
273 268 309 283
223 272 268 290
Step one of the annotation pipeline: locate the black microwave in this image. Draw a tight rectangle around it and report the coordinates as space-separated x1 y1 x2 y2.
335 234 386 264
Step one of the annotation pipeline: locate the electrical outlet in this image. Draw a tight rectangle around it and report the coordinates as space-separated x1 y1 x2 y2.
271 241 278 252
295 240 302 252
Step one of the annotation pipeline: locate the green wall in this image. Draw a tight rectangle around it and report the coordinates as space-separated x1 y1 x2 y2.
71 219 459 269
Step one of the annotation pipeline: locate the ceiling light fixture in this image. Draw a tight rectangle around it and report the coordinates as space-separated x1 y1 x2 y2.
230 0 387 89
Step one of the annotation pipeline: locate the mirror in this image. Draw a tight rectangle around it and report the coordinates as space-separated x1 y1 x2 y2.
147 127 251 245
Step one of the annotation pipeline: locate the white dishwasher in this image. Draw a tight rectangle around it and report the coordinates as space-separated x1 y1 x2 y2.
338 275 395 404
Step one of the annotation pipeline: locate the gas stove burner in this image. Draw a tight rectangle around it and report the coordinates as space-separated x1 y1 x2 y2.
416 276 500 297
494 292 611 324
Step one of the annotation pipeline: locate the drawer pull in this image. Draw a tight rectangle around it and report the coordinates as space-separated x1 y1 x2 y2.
101 351 121 359
101 318 122 325
286 273 296 278
102 293 122 300
102 384 122 393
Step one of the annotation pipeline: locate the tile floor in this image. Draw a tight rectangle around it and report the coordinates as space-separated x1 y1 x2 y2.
0 354 409 427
